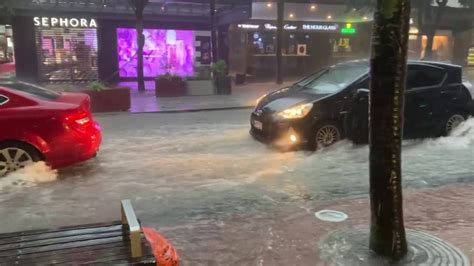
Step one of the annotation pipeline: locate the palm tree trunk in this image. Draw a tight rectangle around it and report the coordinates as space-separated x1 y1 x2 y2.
276 0 284 84
369 0 410 260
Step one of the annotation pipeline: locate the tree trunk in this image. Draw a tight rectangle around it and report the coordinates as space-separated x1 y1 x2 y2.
133 0 147 92
369 0 410 260
424 30 435 59
210 0 218 63
415 2 426 59
276 0 284 85
423 1 447 60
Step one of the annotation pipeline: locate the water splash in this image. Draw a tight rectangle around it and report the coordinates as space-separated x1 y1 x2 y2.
0 162 57 187
408 118 474 150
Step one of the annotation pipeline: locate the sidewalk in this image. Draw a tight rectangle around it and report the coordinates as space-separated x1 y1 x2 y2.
119 80 296 113
157 183 474 264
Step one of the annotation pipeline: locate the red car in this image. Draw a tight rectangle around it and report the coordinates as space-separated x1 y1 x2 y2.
0 81 101 176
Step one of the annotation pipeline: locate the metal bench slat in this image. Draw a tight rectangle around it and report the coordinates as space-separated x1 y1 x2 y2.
0 230 125 253
11 245 131 265
1 241 126 263
0 223 123 246
11 238 153 265
0 221 122 240
0 236 124 259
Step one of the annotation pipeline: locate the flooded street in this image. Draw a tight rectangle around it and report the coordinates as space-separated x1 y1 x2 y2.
0 110 473 264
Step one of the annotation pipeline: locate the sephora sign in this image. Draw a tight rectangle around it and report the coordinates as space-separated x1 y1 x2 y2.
33 17 97 28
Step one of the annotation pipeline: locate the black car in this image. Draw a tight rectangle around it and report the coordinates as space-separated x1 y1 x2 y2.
250 60 474 149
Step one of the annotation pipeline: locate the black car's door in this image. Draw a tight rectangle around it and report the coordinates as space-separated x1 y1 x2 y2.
344 78 370 143
404 64 446 138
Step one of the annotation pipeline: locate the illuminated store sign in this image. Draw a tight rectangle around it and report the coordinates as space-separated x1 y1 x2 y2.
284 24 297 30
264 23 277 30
302 23 339 31
237 24 260 29
262 24 298 30
33 17 97 28
340 23 356 34
237 22 356 33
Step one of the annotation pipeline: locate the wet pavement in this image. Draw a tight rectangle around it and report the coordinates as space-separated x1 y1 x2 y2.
0 110 473 265
157 183 474 265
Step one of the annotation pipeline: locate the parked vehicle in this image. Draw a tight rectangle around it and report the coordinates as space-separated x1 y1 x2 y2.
0 80 102 176
250 60 474 150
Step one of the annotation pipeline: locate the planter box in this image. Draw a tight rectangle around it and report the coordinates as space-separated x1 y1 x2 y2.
235 73 246 85
215 76 232 95
82 87 131 113
155 78 186 97
186 80 215 96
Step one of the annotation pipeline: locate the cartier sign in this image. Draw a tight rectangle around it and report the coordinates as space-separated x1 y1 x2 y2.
33 17 97 28
263 23 297 30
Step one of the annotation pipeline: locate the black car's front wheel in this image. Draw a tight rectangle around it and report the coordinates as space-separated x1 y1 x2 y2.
309 122 342 150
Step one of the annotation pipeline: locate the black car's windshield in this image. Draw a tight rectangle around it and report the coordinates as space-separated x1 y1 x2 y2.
293 69 326 88
0 81 60 100
301 64 369 94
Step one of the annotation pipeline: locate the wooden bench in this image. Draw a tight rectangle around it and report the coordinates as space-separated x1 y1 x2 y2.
0 200 156 265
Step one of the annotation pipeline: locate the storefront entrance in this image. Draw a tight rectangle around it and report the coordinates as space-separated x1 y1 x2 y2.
0 24 15 79
34 17 98 82
228 21 370 80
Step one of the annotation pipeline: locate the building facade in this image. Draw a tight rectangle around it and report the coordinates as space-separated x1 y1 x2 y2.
7 0 251 83
2 0 473 84
227 2 373 79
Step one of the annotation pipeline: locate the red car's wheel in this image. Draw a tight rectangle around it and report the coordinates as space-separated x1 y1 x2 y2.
0 142 42 177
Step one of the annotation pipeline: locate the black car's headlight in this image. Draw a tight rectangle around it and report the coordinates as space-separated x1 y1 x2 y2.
276 103 313 119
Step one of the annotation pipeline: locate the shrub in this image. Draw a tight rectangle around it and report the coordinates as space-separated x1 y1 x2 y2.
211 60 227 77
88 81 107 92
156 73 183 82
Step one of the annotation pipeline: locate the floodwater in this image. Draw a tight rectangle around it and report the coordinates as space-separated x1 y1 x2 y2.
0 110 472 264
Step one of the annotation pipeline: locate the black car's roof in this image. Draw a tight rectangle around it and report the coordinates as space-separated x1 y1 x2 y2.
334 59 461 69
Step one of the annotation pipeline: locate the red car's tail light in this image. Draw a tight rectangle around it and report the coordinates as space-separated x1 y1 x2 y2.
63 111 92 127
75 117 91 125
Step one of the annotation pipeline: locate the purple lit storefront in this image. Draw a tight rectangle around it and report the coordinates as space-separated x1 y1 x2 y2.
117 28 195 78
101 23 212 82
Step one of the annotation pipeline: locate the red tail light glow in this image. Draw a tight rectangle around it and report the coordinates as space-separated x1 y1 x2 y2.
75 117 91 125
63 111 92 127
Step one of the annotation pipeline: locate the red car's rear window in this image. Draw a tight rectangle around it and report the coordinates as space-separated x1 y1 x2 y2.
1 82 60 100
